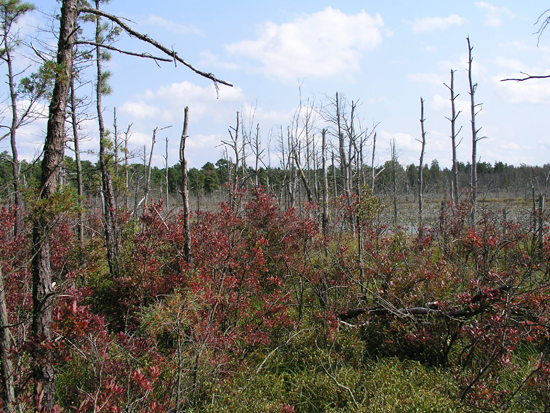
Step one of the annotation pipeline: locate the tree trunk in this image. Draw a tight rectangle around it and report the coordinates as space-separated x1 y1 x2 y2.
445 69 461 206
418 97 426 228
70 76 84 246
468 37 482 226
321 129 329 237
143 127 158 210
31 0 78 409
0 266 15 412
180 107 192 263
95 0 119 278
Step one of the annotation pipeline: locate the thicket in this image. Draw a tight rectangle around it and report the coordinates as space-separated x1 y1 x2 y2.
1 183 550 411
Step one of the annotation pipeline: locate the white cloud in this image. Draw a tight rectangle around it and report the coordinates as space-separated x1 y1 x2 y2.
142 15 201 35
225 7 384 82
475 2 514 28
120 81 245 123
188 134 221 149
494 56 528 73
411 15 467 33
437 53 488 79
431 94 471 115
199 51 240 71
119 101 161 120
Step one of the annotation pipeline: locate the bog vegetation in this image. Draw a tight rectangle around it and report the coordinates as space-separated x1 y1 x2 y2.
2 1 550 412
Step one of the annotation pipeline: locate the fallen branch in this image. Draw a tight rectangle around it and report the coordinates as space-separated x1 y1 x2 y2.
337 285 510 323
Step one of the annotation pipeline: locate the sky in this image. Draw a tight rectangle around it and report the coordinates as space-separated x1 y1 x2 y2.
2 0 550 170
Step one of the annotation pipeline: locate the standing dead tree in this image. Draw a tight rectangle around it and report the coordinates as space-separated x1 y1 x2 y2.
180 107 192 263
467 37 484 226
143 125 171 210
444 69 462 205
417 97 427 229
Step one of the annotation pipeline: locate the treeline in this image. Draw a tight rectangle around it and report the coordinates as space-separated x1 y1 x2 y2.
1 152 548 207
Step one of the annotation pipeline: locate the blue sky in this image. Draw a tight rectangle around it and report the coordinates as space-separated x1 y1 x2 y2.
3 1 550 170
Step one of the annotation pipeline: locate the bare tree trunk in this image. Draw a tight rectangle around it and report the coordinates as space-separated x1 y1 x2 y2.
418 97 427 229
124 123 132 210
143 127 160 210
468 37 482 226
95 0 119 278
180 107 192 263
70 76 84 246
0 266 15 412
321 129 329 237
331 151 337 201
31 1 78 409
371 132 376 190
444 69 462 205
165 137 169 206
391 140 398 226
223 112 240 206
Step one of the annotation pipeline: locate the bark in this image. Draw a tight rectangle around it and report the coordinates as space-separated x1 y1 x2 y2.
165 137 169 205
371 132 376 190
31 0 78 409
124 123 132 210
180 107 192 263
444 69 461 205
418 97 426 228
143 127 159 210
70 76 84 246
468 37 482 225
321 129 329 237
0 266 15 412
95 0 119 278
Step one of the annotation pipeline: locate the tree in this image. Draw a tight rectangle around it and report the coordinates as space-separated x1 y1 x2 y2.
0 0 43 237
180 107 191 263
467 37 484 225
202 162 219 193
417 97 426 228
31 1 78 409
444 69 462 205
30 0 232 409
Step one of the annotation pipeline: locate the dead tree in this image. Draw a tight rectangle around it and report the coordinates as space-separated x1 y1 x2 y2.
143 125 171 209
69 76 85 246
417 97 427 228
164 137 169 205
321 129 329 236
467 37 484 225
444 69 462 205
180 107 192 263
371 132 377 190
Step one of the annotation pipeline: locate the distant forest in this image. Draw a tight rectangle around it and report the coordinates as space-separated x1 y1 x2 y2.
1 152 548 208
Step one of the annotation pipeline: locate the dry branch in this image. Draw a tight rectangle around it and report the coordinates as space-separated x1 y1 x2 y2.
78 7 233 87
337 285 510 324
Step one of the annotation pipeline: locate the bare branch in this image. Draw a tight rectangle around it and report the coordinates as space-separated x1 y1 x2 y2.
78 7 233 87
501 72 550 82
76 40 172 62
